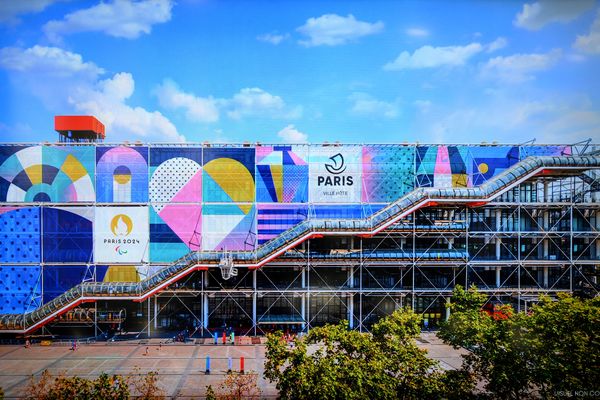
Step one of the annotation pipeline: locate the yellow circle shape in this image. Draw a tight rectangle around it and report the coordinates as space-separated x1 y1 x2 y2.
114 174 132 184
478 163 489 174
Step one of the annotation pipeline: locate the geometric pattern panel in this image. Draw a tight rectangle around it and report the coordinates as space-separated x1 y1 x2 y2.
257 204 308 245
96 146 148 202
42 265 90 303
96 265 149 283
203 147 255 203
0 145 95 202
150 203 202 263
0 206 40 262
202 203 256 251
42 207 93 263
310 203 386 219
416 145 519 188
149 147 202 210
520 145 572 158
470 146 519 186
0 265 41 313
256 145 308 203
362 145 414 203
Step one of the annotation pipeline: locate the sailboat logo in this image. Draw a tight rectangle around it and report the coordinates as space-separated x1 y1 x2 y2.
325 153 346 175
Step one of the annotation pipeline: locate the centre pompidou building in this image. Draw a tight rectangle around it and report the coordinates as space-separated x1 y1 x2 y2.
0 122 598 338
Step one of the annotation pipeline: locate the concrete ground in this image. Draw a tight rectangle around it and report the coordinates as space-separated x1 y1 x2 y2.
0 333 467 399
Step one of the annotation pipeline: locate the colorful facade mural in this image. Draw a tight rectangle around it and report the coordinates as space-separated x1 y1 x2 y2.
150 204 201 262
256 145 308 203
257 204 308 245
520 145 572 158
96 146 148 202
0 207 40 263
362 145 414 203
149 147 202 262
42 207 93 263
0 143 589 312
0 265 41 313
0 145 95 202
42 265 90 303
149 147 202 205
415 146 520 188
203 147 255 203
202 203 256 251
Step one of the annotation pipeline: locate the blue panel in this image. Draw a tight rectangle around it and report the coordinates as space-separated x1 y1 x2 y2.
310 204 386 219
0 207 40 262
0 265 41 313
202 147 255 203
258 204 308 245
362 146 414 203
520 145 572 158
42 207 93 263
43 265 88 303
149 204 201 263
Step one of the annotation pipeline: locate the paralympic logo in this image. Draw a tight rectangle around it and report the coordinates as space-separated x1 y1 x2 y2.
115 245 128 255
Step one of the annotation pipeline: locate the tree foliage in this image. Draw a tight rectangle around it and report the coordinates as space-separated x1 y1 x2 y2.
26 370 129 400
214 373 261 400
264 307 475 400
439 285 600 399
25 369 164 400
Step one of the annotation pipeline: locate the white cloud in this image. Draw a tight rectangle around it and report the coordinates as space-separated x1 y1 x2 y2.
44 0 174 42
0 45 183 142
487 37 508 53
226 88 302 120
514 0 595 30
257 32 290 45
406 27 429 37
277 125 308 143
0 0 59 24
414 100 432 113
155 80 219 123
0 44 103 77
415 93 600 143
384 42 483 70
297 14 384 47
574 10 600 54
153 82 301 122
480 49 561 83
349 92 399 118
73 72 184 142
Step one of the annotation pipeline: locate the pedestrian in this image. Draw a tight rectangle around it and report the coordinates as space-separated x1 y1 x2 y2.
24 339 30 348
144 346 149 356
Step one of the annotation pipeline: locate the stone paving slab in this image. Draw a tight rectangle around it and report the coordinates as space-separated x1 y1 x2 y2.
0 333 465 399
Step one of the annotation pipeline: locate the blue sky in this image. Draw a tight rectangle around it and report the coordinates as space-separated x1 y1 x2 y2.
0 0 599 144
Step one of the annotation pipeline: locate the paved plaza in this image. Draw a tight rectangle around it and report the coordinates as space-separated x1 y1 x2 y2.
0 332 466 399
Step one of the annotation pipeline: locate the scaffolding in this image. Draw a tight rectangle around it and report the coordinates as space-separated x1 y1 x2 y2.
0 144 599 337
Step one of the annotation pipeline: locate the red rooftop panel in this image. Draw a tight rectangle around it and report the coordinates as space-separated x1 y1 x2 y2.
54 115 105 139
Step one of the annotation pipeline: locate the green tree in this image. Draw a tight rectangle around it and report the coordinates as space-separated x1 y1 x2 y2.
440 286 600 399
264 307 475 400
